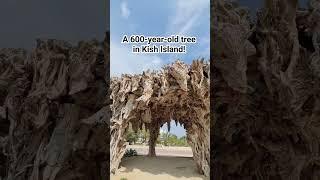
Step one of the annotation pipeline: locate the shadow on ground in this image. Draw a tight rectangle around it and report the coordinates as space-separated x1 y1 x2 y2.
111 156 208 180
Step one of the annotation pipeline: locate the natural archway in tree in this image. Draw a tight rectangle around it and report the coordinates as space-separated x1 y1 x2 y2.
110 60 210 177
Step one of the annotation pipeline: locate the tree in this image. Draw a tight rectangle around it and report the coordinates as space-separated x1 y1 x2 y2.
168 134 178 146
125 130 138 145
178 136 188 146
125 125 139 145
125 124 150 145
157 132 189 146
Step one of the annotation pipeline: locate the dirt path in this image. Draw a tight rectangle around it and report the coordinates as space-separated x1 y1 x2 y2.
111 156 208 180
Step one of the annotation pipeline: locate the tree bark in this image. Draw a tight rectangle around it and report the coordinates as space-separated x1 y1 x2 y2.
148 122 159 157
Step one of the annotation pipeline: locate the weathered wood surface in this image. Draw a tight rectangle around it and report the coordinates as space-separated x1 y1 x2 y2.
110 60 210 177
212 0 320 179
0 36 109 180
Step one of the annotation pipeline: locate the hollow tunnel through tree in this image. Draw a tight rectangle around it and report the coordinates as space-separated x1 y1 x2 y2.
124 119 190 157
157 120 189 148
124 119 190 156
110 60 210 177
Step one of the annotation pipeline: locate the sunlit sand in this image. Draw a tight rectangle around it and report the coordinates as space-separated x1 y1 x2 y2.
111 155 208 180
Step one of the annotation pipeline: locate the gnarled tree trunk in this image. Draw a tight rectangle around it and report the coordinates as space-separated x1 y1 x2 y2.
0 35 110 180
110 60 210 177
212 0 320 179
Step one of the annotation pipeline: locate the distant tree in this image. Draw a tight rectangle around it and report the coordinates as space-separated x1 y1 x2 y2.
157 132 189 147
178 136 188 146
168 134 178 146
125 129 138 145
140 129 149 144
125 124 150 145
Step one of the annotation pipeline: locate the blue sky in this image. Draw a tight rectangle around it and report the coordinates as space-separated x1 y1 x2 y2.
110 0 210 76
160 120 186 138
111 0 209 137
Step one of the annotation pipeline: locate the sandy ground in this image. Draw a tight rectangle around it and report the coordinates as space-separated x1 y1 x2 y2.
111 145 208 180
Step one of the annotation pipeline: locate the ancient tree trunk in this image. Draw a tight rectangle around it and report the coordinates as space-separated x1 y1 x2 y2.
148 122 160 157
187 124 210 176
0 38 109 180
110 121 128 173
212 0 320 179
110 60 210 176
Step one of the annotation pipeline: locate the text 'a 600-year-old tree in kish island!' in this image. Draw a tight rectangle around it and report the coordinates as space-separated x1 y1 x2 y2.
121 35 197 54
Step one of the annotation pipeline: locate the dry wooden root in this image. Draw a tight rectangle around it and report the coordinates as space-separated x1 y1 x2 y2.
212 0 320 179
0 36 109 180
110 60 210 177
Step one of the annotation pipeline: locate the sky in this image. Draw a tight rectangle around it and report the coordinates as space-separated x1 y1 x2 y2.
110 0 210 76
111 0 210 138
0 0 107 50
160 120 186 138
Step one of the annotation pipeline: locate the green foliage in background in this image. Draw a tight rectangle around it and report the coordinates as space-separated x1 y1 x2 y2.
159 132 188 147
125 124 149 145
124 123 189 147
125 129 138 145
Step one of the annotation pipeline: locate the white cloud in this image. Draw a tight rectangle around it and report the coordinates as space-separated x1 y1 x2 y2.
120 1 130 19
165 0 210 61
110 41 164 76
167 0 209 35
